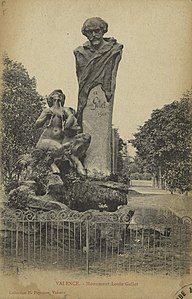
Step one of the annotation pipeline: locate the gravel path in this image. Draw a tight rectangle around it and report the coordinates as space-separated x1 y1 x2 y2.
127 180 192 218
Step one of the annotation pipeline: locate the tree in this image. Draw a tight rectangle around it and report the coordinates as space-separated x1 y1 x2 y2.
1 55 43 186
117 137 127 174
111 128 129 183
128 155 152 180
130 90 192 193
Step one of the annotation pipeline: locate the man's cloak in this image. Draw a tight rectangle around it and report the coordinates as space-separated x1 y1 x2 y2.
74 37 123 125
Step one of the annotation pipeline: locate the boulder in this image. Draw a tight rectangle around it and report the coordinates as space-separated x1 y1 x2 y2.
27 194 68 211
47 179 128 212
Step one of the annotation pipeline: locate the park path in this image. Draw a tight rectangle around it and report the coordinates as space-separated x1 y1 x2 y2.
127 180 192 219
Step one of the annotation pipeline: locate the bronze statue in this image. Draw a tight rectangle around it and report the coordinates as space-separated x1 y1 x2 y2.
74 17 123 126
73 17 123 176
35 89 91 176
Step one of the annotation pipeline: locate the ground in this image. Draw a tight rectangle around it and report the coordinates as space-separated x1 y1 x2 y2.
128 180 192 219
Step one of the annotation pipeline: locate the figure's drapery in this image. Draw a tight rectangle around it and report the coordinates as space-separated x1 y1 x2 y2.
74 38 123 125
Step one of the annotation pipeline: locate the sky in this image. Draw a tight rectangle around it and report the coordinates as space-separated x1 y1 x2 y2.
1 0 192 156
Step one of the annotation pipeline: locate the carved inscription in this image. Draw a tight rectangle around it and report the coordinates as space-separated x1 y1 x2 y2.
88 91 107 113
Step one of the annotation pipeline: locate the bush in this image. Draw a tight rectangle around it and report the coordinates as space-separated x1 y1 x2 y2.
130 172 152 180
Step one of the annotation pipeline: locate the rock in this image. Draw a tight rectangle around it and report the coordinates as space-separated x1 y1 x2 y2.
8 188 31 209
19 180 38 193
94 181 129 193
46 173 64 194
27 194 68 211
8 185 68 211
47 179 128 212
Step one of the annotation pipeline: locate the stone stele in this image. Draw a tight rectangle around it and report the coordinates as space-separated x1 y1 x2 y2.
82 84 112 176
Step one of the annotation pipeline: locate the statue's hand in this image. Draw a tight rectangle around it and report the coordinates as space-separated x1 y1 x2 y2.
105 91 113 101
35 108 53 128
46 108 53 117
45 109 54 128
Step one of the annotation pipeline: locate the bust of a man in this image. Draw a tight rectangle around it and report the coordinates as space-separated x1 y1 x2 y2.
74 17 123 125
81 17 108 50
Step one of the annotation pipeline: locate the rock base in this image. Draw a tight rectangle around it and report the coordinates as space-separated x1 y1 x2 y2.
8 177 128 212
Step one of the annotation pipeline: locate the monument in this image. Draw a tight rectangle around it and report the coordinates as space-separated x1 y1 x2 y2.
74 17 123 177
6 20 128 213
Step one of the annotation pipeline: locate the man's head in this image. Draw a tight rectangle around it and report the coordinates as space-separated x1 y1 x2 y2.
81 17 108 49
47 89 66 107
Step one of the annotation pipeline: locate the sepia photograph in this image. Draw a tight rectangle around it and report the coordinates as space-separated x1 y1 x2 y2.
0 1 192 298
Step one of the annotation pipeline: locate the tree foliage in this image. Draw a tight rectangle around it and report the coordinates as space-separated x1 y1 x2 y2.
131 90 192 193
117 137 127 174
128 155 152 180
1 55 43 184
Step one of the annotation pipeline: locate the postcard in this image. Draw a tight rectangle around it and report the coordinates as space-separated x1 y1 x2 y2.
0 1 192 299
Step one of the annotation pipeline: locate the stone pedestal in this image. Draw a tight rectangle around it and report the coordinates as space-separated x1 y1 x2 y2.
83 85 112 176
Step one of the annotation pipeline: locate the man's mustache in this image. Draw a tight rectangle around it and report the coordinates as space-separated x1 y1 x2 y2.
89 36 101 40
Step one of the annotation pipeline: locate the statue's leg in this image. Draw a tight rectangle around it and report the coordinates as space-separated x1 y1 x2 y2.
71 133 91 158
36 138 63 174
36 135 91 176
70 154 86 176
67 133 91 176
36 138 62 150
53 142 71 158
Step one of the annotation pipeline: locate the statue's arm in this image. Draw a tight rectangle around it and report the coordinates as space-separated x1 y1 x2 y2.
73 49 85 82
64 108 75 129
35 109 52 128
103 51 122 101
